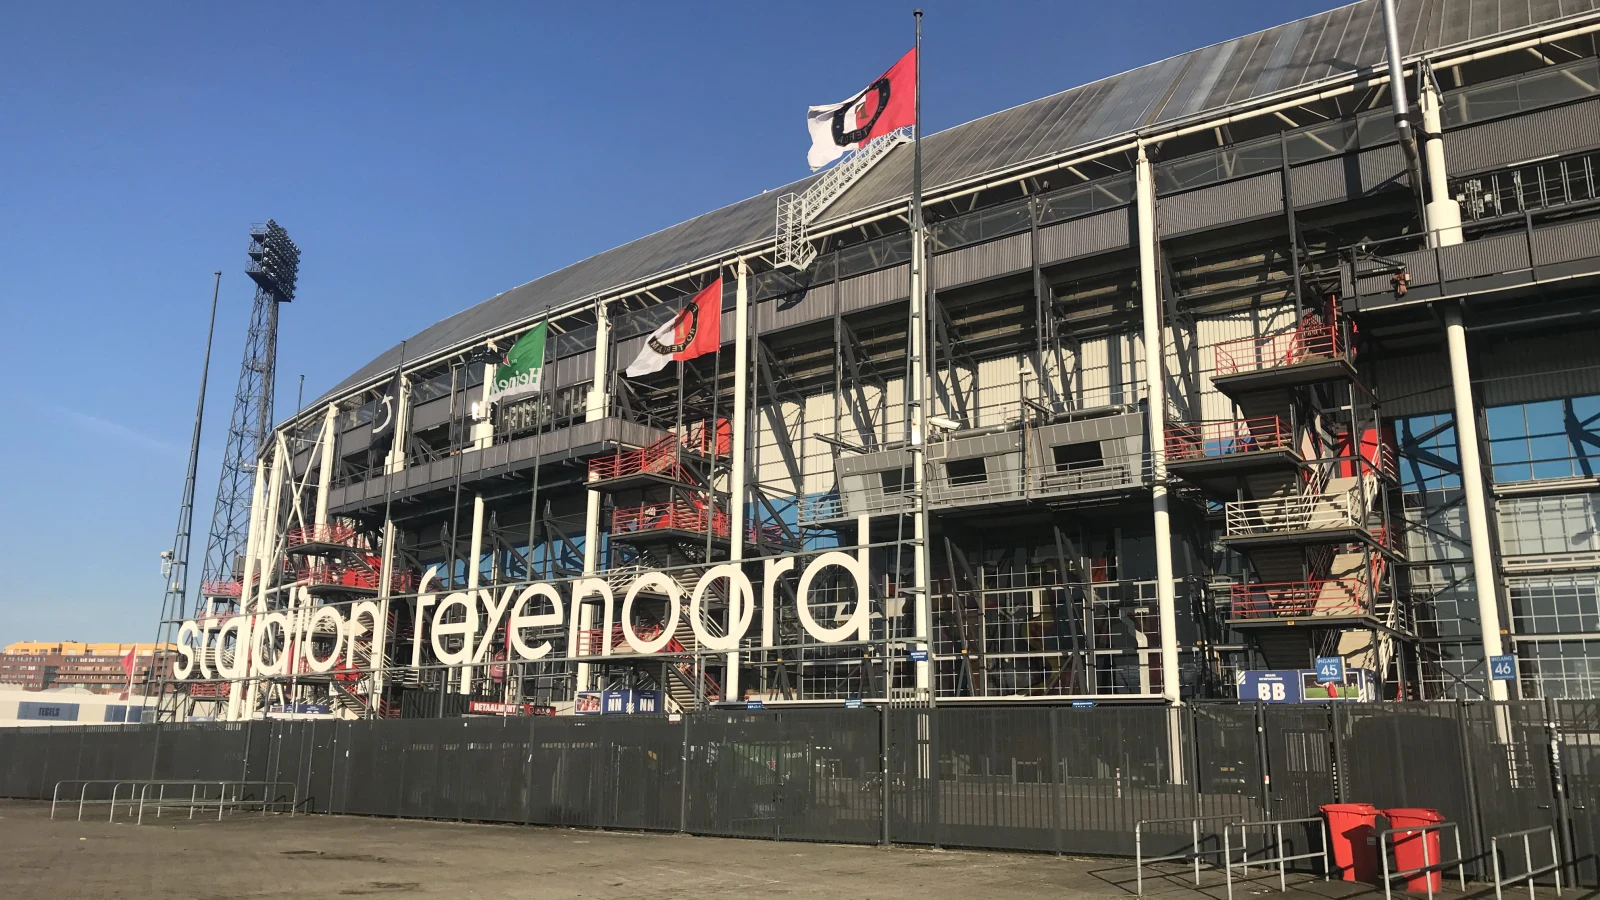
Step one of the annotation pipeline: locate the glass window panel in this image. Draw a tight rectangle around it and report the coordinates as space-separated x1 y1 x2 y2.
1486 404 1529 439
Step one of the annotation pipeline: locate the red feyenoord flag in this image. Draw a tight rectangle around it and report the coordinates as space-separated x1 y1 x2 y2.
119 647 137 700
625 277 723 377
806 47 917 170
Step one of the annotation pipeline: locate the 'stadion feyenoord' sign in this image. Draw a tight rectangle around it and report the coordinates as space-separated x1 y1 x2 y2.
172 550 876 691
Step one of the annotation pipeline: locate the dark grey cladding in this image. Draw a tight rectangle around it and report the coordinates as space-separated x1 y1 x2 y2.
321 0 1599 405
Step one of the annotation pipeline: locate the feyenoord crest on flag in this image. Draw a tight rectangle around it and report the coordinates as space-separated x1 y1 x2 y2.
806 47 917 170
489 321 548 403
625 278 722 377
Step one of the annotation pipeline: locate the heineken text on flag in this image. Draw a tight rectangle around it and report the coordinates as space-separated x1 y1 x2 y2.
806 48 917 171
489 322 548 403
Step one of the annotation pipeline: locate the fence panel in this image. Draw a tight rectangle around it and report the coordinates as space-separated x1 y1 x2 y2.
1192 702 1266 816
1461 701 1559 872
338 719 402 817
1261 705 1337 818
1060 706 1202 856
888 708 935 844
1556 700 1600 887
594 716 682 832
1338 701 1482 873
457 717 526 823
684 711 785 840
931 706 1057 852
774 710 882 844
395 719 447 820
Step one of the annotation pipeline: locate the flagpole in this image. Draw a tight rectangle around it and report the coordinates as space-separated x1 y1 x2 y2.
913 9 923 232
372 340 406 719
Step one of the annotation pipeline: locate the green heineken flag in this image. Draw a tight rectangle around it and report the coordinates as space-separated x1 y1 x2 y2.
490 322 547 403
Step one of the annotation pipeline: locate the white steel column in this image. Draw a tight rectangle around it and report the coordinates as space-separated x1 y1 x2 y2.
385 378 411 475
371 517 397 716
725 260 751 702
1136 142 1181 706
1444 303 1509 700
909 215 933 698
578 297 610 692
472 363 495 449
461 491 486 693
227 455 270 721
313 403 338 526
1419 76 1463 248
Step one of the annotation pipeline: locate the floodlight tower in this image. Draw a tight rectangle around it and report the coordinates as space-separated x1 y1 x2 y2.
196 221 301 614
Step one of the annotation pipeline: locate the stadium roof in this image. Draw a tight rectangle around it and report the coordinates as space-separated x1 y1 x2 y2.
322 0 1600 402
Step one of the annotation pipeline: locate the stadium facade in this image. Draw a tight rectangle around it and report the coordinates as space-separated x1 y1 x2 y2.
165 0 1600 720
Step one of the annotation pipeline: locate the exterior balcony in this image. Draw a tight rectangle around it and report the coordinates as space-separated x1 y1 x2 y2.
1222 476 1390 552
1021 450 1149 507
296 562 418 596
587 432 708 493
1165 416 1302 496
284 522 368 555
610 500 730 548
1210 314 1357 401
1227 577 1378 627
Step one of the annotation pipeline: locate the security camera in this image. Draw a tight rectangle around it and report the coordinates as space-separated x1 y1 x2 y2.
928 416 961 432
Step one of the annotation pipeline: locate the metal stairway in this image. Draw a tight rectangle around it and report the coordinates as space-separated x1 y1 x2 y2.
775 128 911 270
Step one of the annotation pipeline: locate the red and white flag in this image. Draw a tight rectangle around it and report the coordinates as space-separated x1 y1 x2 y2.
806 48 917 171
625 277 723 377
120 647 137 701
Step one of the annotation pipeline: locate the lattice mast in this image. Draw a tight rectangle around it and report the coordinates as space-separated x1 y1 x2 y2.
196 221 300 613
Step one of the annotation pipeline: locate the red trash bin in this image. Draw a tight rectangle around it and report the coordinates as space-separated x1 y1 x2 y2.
1385 808 1447 893
1321 803 1382 883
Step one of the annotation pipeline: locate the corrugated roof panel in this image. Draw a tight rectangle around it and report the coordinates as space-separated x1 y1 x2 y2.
318 0 1600 403
1255 17 1310 95
1006 84 1099 163
1202 30 1268 110
1314 4 1364 84
1225 29 1284 106
1155 42 1234 123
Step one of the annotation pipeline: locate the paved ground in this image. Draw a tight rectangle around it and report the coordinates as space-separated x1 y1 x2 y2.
0 799 1438 900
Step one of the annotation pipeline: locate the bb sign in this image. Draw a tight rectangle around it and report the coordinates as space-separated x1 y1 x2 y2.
174 551 876 691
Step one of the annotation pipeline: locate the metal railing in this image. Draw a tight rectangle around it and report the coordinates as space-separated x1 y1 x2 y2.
1026 455 1148 499
132 779 298 825
285 523 363 549
1135 814 1240 896
1230 578 1369 620
1167 417 1294 461
611 501 730 539
297 563 417 593
1224 486 1362 537
1378 819 1467 900
1491 826 1563 900
51 779 297 824
1223 816 1330 900
1214 316 1349 377
588 433 698 485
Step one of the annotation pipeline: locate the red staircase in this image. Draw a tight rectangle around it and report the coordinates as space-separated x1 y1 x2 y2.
611 500 730 539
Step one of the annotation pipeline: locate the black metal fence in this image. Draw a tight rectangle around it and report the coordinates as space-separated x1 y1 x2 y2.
5 700 1600 881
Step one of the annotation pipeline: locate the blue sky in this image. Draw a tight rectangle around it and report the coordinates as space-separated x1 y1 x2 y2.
0 1 1349 643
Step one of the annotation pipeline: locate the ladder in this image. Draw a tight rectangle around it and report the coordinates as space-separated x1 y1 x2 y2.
775 127 911 270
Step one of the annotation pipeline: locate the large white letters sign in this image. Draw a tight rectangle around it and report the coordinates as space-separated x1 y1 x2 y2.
173 553 870 686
